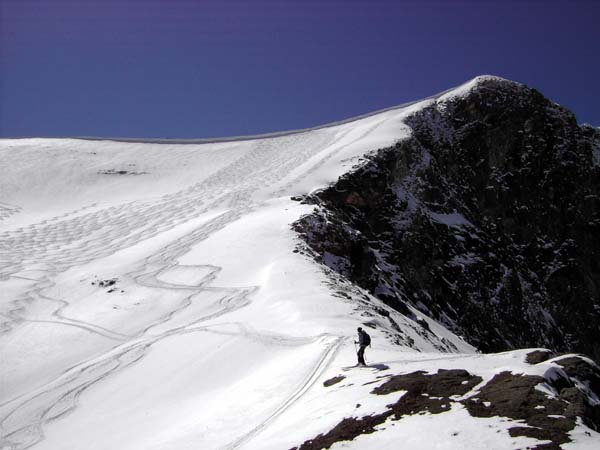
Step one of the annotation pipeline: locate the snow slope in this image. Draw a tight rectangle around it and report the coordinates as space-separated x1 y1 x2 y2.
0 77 597 449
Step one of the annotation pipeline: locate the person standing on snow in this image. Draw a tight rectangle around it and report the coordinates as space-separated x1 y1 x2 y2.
355 327 371 366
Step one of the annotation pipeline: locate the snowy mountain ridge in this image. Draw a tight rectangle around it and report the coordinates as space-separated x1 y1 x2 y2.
1 76 599 450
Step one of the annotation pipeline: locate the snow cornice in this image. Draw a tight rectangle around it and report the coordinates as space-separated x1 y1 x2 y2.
0 75 523 145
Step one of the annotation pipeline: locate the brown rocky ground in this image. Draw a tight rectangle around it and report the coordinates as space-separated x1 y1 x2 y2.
292 352 600 450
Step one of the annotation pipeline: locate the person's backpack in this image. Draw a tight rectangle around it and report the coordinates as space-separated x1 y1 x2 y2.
363 330 371 346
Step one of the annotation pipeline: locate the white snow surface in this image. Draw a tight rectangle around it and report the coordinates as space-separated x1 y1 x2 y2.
1 78 597 449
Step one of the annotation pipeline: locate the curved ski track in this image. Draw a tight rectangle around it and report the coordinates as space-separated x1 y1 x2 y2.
0 114 396 449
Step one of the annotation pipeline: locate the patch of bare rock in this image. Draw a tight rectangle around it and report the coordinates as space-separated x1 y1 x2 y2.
292 353 600 450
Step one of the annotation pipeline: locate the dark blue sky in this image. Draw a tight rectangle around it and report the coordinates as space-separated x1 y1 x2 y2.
1 0 599 138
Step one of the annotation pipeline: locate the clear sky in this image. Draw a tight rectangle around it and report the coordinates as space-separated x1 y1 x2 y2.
1 0 598 138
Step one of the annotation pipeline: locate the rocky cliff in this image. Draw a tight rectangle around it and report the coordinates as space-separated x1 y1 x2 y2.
294 77 600 360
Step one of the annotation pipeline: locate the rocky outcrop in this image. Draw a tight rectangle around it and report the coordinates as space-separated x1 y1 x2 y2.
294 77 600 360
292 354 600 450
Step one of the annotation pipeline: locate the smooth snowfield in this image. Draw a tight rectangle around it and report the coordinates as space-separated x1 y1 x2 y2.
1 77 595 449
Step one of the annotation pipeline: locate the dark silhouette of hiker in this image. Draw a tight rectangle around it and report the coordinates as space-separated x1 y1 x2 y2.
355 327 371 366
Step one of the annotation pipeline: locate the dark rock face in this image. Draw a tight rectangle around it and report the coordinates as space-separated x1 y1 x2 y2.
294 78 600 359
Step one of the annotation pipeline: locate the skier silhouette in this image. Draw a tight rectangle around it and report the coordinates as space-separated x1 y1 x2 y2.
355 327 371 366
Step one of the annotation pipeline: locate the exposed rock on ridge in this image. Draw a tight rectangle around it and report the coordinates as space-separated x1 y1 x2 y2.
293 353 600 450
294 77 600 359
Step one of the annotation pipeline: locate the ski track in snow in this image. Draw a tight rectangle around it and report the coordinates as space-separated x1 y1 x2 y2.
0 116 397 449
222 335 346 450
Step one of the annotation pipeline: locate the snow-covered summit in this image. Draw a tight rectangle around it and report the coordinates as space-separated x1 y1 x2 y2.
436 74 518 102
